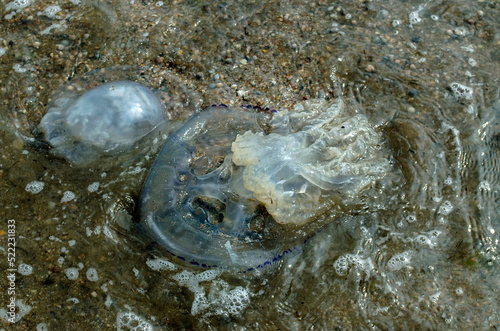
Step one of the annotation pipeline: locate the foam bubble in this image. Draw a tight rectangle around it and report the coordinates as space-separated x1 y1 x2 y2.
172 270 249 316
116 311 153 331
13 63 28 73
387 251 412 271
406 214 417 223
0 299 32 323
65 267 79 280
172 270 194 286
478 180 491 191
409 10 422 25
194 269 221 282
450 82 473 100
220 286 250 316
145 257 176 271
61 190 75 203
88 182 100 192
6 0 31 11
191 291 210 315
41 5 61 18
18 263 33 275
86 268 99 282
105 295 113 307
333 254 373 276
438 200 453 215
415 235 434 247
25 180 44 194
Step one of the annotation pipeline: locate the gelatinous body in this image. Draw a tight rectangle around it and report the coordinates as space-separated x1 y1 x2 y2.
141 100 390 271
232 99 389 226
141 106 288 271
39 81 166 165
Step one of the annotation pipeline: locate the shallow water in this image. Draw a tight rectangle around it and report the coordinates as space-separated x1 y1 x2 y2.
0 0 499 330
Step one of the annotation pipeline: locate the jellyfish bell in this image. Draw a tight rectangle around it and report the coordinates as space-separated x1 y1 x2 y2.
140 99 392 273
37 80 168 167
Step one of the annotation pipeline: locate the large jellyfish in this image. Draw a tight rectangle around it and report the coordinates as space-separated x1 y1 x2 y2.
140 99 391 272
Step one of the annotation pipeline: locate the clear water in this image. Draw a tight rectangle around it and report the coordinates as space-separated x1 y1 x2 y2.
0 0 498 330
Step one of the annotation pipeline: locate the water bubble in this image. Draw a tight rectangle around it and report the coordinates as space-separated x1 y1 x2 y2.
116 311 153 331
219 286 250 316
387 251 412 271
86 268 99 282
438 200 453 216
65 267 79 280
18 263 33 275
41 5 61 18
478 181 491 191
60 191 75 203
406 214 417 223
409 11 422 25
449 82 473 100
6 0 31 11
105 295 113 307
87 182 100 192
146 258 177 271
25 181 44 194
333 254 373 276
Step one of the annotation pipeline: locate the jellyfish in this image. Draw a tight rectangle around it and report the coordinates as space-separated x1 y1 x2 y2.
140 99 391 272
38 80 167 166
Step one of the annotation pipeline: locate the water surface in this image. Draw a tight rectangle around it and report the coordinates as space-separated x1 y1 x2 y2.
0 0 498 329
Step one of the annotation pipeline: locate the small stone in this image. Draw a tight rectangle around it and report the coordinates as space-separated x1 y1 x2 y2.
240 58 248 65
366 64 375 73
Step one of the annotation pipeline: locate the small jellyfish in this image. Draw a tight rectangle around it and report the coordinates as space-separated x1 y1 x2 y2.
38 81 167 166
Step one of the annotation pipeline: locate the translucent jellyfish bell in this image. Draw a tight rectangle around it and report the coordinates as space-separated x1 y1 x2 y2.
140 99 391 272
38 81 167 166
